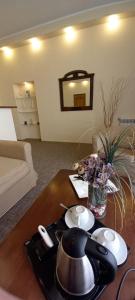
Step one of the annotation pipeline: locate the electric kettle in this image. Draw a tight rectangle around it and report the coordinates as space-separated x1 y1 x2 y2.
56 227 117 296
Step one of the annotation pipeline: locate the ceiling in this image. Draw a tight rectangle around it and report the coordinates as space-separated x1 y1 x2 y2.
0 0 135 47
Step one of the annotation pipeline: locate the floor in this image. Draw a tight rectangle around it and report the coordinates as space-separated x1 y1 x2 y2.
0 140 92 242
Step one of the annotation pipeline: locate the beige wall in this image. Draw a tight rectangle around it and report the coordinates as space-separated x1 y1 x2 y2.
0 16 135 142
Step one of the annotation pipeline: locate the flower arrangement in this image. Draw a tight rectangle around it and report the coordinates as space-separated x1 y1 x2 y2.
74 154 115 219
74 154 114 189
74 128 135 224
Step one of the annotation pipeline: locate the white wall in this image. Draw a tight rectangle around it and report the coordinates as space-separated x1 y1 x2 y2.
0 16 135 143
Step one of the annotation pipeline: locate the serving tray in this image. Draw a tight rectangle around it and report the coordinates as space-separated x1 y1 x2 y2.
25 212 128 300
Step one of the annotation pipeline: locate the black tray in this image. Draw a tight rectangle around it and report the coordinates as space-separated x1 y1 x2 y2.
25 213 128 300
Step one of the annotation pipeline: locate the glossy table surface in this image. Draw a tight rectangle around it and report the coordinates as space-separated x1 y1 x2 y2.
0 170 135 300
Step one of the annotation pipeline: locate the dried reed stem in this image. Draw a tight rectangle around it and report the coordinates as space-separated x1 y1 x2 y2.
100 78 128 129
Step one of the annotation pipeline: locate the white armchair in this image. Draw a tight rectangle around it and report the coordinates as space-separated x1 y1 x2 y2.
0 140 38 217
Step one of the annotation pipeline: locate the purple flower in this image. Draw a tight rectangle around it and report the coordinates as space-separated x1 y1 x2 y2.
74 154 115 188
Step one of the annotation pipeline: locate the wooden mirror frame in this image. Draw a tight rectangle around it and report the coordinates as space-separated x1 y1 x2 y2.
59 70 94 111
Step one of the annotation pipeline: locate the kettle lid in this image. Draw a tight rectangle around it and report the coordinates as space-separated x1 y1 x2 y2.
62 228 88 258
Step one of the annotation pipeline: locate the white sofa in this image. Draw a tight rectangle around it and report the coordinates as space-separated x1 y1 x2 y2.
0 140 38 218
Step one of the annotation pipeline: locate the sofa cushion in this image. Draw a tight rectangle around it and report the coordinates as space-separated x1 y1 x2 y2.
0 156 30 194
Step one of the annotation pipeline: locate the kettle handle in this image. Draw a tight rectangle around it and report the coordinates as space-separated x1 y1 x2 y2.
86 238 117 285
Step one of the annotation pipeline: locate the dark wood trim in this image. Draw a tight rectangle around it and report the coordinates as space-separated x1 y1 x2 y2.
0 106 17 108
63 70 88 80
59 70 94 112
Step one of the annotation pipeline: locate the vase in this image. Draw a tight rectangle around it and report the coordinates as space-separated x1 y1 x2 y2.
87 184 107 219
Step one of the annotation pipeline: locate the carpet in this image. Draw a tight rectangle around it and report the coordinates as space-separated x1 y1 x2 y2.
0 140 92 242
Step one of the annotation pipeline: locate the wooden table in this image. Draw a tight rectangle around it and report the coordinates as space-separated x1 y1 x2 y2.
0 170 135 300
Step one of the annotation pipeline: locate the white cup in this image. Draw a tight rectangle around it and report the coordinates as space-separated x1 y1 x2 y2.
96 229 120 255
71 205 89 228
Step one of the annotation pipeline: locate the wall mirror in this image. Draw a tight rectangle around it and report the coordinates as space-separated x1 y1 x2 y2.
59 70 94 111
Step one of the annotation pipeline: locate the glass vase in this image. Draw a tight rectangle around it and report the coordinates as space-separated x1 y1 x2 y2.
87 184 107 219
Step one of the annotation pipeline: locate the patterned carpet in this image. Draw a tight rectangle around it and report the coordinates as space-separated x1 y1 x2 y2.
0 140 92 242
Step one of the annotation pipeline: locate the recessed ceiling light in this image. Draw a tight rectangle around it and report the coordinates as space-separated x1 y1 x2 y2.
82 80 89 86
107 15 120 30
69 82 76 88
64 26 76 42
29 37 42 50
1 47 13 57
24 81 32 90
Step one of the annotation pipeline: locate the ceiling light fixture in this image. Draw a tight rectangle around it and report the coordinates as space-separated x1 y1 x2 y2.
107 15 120 30
64 26 76 42
1 47 13 58
82 80 89 86
30 37 42 50
24 81 32 90
69 82 75 88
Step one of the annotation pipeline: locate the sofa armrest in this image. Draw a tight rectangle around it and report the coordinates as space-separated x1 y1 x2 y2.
0 140 34 169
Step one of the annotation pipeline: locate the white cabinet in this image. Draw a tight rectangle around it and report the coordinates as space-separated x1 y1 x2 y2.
13 81 41 140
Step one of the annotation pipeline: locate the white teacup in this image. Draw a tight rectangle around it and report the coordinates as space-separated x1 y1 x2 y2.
96 229 120 255
71 205 89 228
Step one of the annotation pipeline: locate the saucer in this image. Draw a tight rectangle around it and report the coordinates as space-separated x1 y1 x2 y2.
91 227 128 266
65 206 95 231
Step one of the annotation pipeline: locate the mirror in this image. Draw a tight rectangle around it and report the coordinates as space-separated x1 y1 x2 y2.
59 70 94 111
